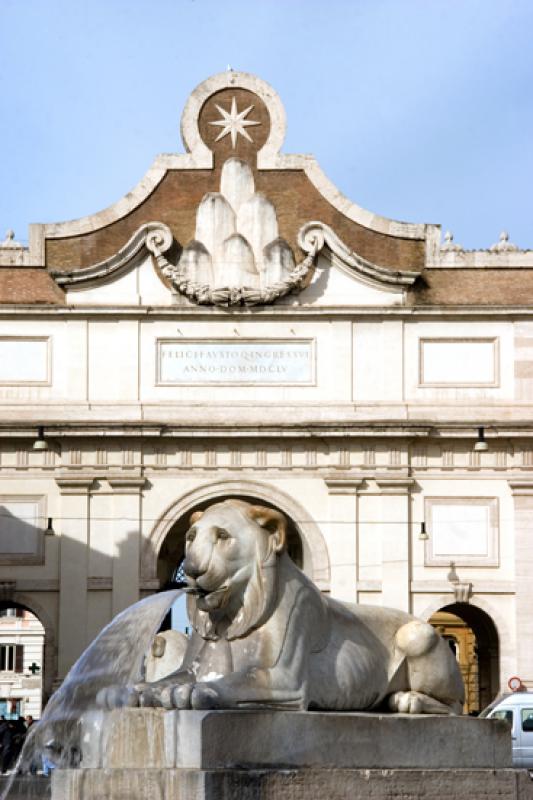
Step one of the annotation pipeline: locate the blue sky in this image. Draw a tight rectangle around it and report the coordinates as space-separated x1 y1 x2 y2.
1 0 532 251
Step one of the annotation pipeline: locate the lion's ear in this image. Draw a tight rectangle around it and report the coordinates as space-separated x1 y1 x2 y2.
189 509 204 525
248 505 286 554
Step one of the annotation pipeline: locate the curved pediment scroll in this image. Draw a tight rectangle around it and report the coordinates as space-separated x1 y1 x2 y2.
51 222 174 287
298 222 422 288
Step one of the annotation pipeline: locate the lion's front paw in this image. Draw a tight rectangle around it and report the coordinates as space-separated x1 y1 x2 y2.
96 685 141 710
158 682 194 710
389 690 423 714
190 683 225 710
136 683 167 708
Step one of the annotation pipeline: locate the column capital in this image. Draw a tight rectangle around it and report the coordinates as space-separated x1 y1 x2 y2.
108 474 146 494
375 476 416 495
508 480 533 497
324 477 364 495
55 475 95 495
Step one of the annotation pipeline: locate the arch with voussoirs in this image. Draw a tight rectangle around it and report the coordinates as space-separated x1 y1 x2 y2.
0 593 57 713
143 479 331 597
421 595 506 715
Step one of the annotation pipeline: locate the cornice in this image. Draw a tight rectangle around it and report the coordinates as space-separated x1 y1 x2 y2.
3 304 533 320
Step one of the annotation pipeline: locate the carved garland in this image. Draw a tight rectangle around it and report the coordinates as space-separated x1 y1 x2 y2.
146 226 323 307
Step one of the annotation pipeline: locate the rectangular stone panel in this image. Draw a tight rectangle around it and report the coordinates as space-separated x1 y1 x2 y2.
419 338 498 387
0 495 45 565
424 497 499 567
0 337 50 384
156 339 315 385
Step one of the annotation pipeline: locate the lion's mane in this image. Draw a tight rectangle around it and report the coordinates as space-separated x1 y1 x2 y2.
185 500 283 641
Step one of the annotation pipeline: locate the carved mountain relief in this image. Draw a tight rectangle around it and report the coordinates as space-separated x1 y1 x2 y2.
179 158 295 290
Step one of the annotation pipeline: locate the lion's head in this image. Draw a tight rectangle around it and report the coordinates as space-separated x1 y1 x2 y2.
184 499 286 641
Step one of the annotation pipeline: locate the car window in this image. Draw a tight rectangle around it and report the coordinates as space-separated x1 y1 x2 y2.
521 708 533 732
479 694 512 718
492 709 513 725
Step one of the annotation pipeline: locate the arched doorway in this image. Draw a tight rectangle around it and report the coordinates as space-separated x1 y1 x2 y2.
156 493 306 634
143 479 331 594
429 603 499 714
0 601 46 720
157 492 304 592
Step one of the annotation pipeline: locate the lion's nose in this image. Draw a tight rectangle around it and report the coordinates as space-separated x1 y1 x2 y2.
184 557 205 580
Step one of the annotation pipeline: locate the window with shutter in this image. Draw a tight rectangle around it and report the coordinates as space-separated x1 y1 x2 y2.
15 644 23 673
0 644 16 670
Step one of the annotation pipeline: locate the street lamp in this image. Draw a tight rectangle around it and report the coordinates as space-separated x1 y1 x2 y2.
473 426 488 452
32 426 49 451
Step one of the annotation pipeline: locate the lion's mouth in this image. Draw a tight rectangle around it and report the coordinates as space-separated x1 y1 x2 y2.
187 582 228 599
187 581 229 610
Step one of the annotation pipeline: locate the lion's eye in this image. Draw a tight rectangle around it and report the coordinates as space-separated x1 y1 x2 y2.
216 529 230 541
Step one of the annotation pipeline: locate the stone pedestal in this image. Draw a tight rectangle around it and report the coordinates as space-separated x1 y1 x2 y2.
54 767 533 800
50 708 533 800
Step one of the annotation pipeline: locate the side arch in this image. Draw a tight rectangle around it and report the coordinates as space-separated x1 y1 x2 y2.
418 593 514 698
142 478 330 591
3 592 58 703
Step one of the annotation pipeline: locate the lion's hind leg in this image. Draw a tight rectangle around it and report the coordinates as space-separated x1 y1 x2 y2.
390 620 464 715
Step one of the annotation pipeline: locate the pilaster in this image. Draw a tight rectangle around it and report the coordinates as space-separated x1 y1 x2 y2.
324 477 363 603
108 474 146 617
508 480 533 684
375 477 415 613
55 475 94 677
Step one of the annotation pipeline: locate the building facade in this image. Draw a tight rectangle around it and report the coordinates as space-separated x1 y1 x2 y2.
0 608 44 719
1 71 532 711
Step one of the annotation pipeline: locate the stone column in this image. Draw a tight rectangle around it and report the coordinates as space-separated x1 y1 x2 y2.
376 478 414 613
56 476 94 678
324 478 362 603
109 476 145 617
509 480 533 684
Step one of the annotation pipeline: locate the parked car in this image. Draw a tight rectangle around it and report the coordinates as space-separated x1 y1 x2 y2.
479 690 533 768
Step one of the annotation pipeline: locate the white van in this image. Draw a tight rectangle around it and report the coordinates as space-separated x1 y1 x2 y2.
479 691 533 768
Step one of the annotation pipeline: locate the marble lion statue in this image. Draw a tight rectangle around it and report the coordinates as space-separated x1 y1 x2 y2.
101 499 464 714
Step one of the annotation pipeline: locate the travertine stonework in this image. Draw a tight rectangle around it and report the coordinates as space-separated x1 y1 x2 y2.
1 71 533 709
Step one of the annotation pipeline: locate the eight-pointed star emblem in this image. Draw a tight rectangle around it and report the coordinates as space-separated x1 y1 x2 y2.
209 97 260 148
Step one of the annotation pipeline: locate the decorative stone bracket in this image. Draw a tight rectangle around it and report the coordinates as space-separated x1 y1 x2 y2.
452 581 473 603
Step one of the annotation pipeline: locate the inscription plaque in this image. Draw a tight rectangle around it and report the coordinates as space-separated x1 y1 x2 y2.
157 340 314 385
